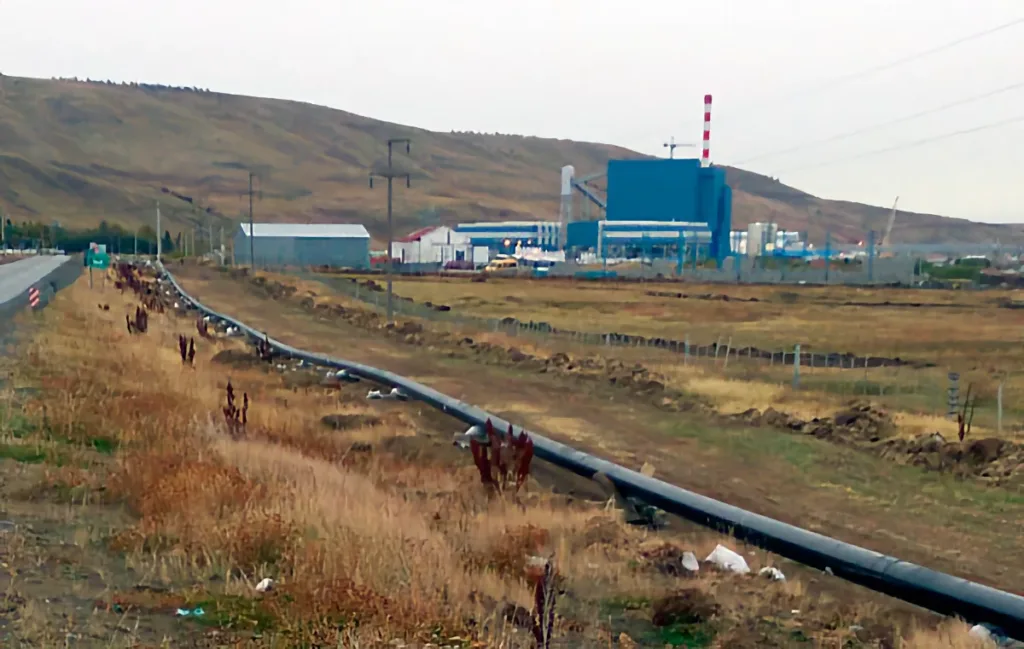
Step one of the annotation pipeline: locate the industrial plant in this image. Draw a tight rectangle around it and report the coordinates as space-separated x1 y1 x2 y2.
233 95 988 284
428 94 808 269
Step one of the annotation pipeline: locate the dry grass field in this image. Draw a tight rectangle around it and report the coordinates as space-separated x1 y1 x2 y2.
171 263 1024 608
2 75 1022 244
336 274 1024 437
379 276 1020 361
1 271 1002 646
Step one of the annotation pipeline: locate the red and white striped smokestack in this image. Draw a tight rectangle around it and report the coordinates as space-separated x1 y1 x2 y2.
701 94 712 167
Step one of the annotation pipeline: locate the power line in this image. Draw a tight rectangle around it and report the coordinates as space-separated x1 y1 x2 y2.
728 16 1024 130
734 79 1024 165
774 114 1024 174
797 16 1024 95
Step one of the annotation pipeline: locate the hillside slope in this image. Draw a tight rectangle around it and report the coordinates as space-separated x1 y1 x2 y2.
0 75 1017 244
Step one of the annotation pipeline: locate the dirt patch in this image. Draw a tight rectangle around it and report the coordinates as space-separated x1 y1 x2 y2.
0 460 216 646
651 589 720 627
211 348 260 367
377 434 468 467
320 413 382 430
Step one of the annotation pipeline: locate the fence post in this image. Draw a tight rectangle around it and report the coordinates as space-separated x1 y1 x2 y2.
684 335 689 366
997 381 1004 434
946 372 960 421
723 337 732 370
793 344 801 390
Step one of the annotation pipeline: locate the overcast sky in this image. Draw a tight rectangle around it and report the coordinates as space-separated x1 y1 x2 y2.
2 0 1022 223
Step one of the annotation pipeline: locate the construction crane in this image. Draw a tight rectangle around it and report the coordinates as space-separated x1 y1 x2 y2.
881 196 899 249
663 136 696 159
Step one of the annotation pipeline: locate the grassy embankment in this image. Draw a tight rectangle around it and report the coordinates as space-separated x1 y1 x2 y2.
1 272 995 646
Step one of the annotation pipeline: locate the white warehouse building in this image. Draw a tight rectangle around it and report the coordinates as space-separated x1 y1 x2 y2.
390 226 489 266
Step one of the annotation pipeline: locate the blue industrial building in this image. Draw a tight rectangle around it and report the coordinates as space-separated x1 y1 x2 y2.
454 221 560 254
450 158 733 265
567 158 732 266
566 220 712 258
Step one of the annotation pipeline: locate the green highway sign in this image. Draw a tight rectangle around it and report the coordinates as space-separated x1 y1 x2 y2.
87 250 110 269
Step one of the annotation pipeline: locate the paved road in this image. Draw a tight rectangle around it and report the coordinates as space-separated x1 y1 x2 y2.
0 256 72 306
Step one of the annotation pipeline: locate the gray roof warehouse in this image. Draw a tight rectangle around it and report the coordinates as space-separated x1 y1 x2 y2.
232 223 371 269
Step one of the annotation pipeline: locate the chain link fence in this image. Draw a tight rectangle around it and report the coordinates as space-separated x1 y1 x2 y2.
280 254 917 285
283 268 1019 434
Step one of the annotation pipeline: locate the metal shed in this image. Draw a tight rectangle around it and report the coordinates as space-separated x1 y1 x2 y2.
233 223 371 269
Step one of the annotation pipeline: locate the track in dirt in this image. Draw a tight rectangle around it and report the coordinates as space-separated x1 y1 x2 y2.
165 265 1024 640
169 266 1024 595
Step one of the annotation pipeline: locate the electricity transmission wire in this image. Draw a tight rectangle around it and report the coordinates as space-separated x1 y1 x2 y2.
733 79 1024 165
793 16 1024 95
773 114 1024 174
726 16 1024 141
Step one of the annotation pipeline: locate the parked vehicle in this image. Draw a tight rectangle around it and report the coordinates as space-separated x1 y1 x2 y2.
483 257 518 272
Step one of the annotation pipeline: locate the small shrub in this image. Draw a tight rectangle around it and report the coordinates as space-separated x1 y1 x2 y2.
223 381 248 439
469 419 534 495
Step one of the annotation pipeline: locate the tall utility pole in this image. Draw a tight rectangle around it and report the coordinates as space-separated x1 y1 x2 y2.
248 171 256 272
662 136 696 159
156 200 162 261
369 138 412 325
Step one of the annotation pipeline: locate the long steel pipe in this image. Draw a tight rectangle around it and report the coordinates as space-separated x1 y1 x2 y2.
159 265 1024 640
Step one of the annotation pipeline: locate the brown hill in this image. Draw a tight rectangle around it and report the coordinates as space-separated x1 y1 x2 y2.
0 74 1018 245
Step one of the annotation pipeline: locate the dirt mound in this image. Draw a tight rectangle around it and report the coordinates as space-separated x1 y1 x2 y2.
646 290 760 303
880 433 1024 486
736 401 895 443
576 517 623 551
389 321 423 336
638 542 698 578
210 348 259 367
735 401 1023 486
250 276 298 301
320 413 382 431
651 589 720 627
